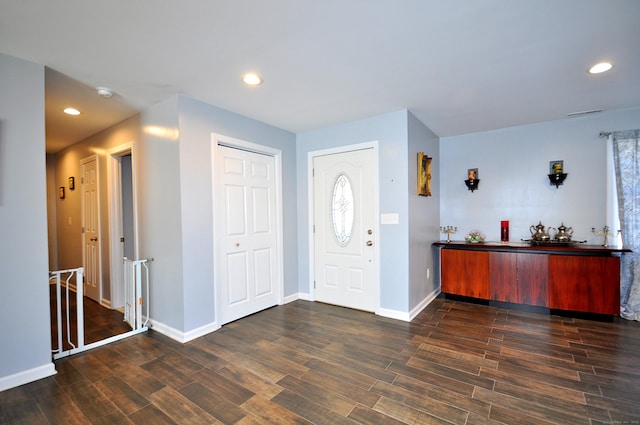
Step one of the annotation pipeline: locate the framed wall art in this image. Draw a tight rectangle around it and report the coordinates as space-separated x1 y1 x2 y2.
549 160 563 174
417 152 432 197
465 168 480 192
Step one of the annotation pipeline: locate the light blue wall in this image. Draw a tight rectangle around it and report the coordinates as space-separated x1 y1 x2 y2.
0 54 55 389
2 49 637 390
440 107 640 245
176 96 297 332
296 110 410 313
139 96 297 335
407 112 440 311
138 97 184 331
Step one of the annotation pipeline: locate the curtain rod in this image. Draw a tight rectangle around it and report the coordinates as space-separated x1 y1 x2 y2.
599 131 611 138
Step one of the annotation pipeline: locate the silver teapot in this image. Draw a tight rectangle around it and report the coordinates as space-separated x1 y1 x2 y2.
550 223 573 243
529 221 551 242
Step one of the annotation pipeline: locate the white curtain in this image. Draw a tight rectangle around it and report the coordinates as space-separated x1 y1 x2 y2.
612 129 640 321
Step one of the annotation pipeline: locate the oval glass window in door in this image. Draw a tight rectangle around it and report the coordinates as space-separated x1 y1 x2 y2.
331 173 354 246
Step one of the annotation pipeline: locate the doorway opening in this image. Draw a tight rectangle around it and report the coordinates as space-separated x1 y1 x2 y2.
107 143 138 310
47 141 143 359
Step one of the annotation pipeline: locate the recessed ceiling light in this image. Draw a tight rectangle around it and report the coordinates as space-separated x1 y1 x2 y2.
63 107 81 115
588 62 613 74
96 87 113 98
241 72 263 86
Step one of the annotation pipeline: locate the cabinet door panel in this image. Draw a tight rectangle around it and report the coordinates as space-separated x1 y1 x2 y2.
549 255 620 314
490 252 518 302
441 249 490 299
517 253 548 307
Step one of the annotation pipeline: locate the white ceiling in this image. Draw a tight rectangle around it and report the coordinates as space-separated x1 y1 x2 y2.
1 0 639 153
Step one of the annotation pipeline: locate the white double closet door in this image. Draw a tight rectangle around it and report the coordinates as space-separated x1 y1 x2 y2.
216 143 280 325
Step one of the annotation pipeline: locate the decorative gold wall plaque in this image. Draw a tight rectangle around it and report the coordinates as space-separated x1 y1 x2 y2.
417 152 432 196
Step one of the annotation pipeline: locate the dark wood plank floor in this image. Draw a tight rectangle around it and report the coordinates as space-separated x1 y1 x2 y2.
49 284 133 352
2 298 639 424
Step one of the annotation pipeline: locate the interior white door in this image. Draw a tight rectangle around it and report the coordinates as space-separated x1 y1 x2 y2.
313 148 376 312
217 145 279 325
82 156 101 303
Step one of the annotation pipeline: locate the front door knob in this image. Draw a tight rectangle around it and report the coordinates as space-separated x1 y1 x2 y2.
366 240 373 246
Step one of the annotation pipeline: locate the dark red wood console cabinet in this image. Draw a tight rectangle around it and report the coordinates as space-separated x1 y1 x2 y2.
435 241 629 315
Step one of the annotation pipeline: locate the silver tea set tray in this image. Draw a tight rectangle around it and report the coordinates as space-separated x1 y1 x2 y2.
522 221 586 246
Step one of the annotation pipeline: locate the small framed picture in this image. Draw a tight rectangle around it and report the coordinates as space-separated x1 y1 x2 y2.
467 168 478 180
59 186 65 199
417 152 432 196
68 176 75 190
550 160 564 174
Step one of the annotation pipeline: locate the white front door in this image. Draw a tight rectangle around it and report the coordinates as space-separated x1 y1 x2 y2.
217 144 279 325
313 147 377 312
82 156 101 303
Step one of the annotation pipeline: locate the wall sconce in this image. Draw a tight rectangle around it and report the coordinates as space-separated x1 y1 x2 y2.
59 187 65 199
465 168 479 192
68 176 75 190
548 160 567 188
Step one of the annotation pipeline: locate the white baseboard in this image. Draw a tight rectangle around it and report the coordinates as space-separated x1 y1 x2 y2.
297 292 312 301
149 319 220 344
150 289 439 344
284 292 312 303
408 288 440 321
0 363 57 392
283 293 298 304
377 288 441 322
377 307 411 322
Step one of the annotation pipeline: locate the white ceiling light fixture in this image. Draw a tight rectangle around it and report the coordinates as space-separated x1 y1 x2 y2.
588 62 613 74
96 87 114 98
241 72 263 86
63 107 81 115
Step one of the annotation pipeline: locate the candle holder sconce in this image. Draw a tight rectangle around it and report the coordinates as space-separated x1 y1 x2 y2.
548 160 568 188
440 226 457 243
591 226 620 247
465 168 479 192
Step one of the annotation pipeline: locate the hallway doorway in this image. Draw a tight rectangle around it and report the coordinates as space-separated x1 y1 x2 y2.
47 140 142 359
107 143 138 310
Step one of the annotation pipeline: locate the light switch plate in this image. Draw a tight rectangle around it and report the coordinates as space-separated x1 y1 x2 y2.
380 213 399 224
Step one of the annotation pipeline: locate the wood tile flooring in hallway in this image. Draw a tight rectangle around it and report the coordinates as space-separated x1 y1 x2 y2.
49 284 132 352
2 298 639 424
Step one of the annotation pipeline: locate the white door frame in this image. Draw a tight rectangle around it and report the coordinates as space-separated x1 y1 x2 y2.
81 155 102 304
307 141 380 313
107 142 139 309
211 133 284 328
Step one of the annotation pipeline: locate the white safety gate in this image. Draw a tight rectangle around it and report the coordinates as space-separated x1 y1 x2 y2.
123 258 150 330
50 259 149 360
